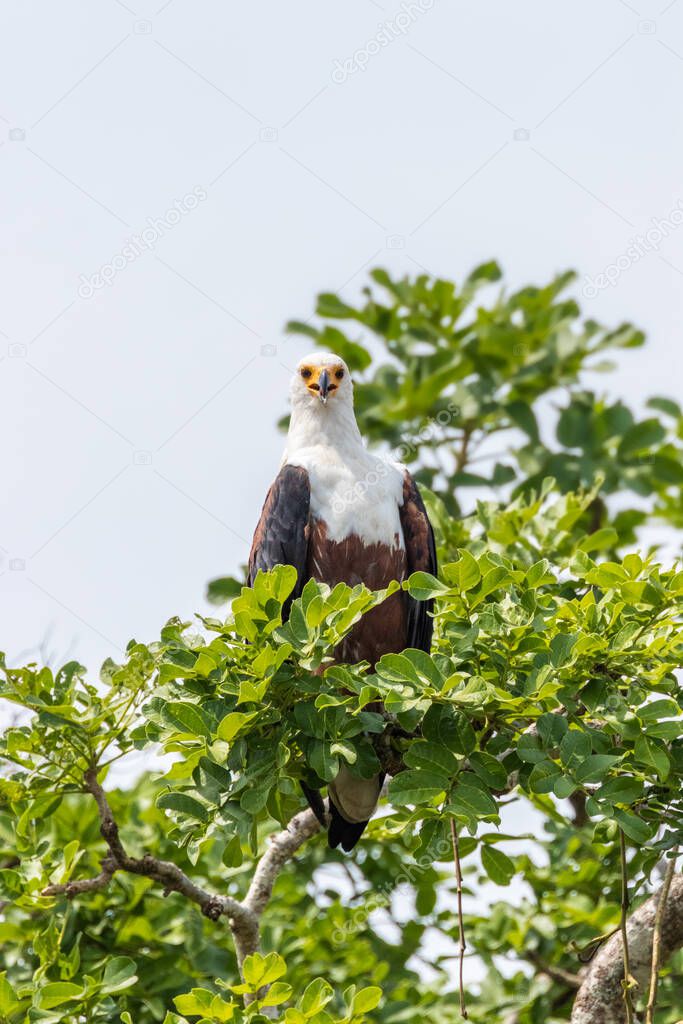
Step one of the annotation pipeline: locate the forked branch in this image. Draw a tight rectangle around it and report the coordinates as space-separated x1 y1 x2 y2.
42 766 321 974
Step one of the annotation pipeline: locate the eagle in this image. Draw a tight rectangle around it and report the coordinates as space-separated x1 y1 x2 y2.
249 352 436 851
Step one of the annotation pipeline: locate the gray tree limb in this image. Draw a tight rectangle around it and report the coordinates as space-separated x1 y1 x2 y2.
244 807 321 917
41 767 321 978
571 874 683 1024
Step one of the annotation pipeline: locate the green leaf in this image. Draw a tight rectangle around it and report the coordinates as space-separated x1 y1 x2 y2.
574 755 620 784
578 528 618 553
448 779 498 819
243 952 287 989
300 977 334 1016
550 634 576 668
517 735 547 764
468 752 508 790
37 982 84 1009
617 419 665 458
634 735 670 780
260 982 293 1008
404 740 458 779
481 845 515 886
528 761 562 793
351 986 382 1014
639 699 680 722
157 792 209 822
472 566 512 604
0 974 18 1016
465 260 502 286
646 396 681 418
206 576 242 605
559 730 591 767
174 989 214 1015
388 770 447 806
597 777 643 806
405 572 450 601
308 741 339 783
525 559 554 589
162 702 211 739
614 809 654 844
507 400 539 442
217 711 257 742
101 956 138 994
449 551 481 593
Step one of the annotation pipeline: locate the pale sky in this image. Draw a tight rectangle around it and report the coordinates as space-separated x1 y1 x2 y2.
1 0 682 676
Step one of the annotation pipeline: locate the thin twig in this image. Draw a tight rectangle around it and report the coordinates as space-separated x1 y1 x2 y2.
645 849 679 1024
619 829 635 1024
449 817 468 1020
455 423 474 473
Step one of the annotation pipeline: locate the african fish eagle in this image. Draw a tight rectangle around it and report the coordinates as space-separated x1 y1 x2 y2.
249 352 436 851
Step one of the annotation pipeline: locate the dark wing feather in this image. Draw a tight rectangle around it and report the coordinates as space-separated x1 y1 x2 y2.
399 472 437 653
248 464 311 613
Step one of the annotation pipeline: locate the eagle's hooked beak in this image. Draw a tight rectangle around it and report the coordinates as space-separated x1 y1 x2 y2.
318 368 330 404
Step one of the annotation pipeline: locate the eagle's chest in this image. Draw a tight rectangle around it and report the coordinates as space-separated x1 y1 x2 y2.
285 447 410 666
294 448 405 549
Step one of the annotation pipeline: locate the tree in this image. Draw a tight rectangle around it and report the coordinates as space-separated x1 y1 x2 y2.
1 263 683 1024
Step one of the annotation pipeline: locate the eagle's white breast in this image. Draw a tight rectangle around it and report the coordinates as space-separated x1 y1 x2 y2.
286 443 405 547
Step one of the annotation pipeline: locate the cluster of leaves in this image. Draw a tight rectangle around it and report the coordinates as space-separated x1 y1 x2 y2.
0 937 380 1024
2 479 683 1021
169 951 381 1024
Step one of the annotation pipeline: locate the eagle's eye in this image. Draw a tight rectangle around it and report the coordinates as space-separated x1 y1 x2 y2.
335 369 344 380
301 368 312 380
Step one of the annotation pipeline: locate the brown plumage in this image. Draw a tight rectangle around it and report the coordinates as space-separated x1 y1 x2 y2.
306 518 408 666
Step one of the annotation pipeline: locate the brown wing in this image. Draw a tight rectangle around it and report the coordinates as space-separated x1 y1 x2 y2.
399 472 437 653
248 464 311 612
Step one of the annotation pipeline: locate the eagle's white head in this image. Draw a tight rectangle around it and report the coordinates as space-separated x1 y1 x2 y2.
291 352 353 407
287 351 362 453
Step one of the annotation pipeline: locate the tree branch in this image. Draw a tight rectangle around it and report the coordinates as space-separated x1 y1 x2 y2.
244 808 321 918
41 767 320 978
455 423 474 473
42 856 116 897
571 874 683 1024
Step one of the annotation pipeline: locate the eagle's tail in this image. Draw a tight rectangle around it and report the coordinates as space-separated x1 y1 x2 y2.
327 799 369 852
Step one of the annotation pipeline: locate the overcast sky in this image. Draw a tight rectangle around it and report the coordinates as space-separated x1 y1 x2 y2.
1 0 683 678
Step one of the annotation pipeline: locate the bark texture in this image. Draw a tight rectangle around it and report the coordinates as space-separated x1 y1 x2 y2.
571 875 683 1024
